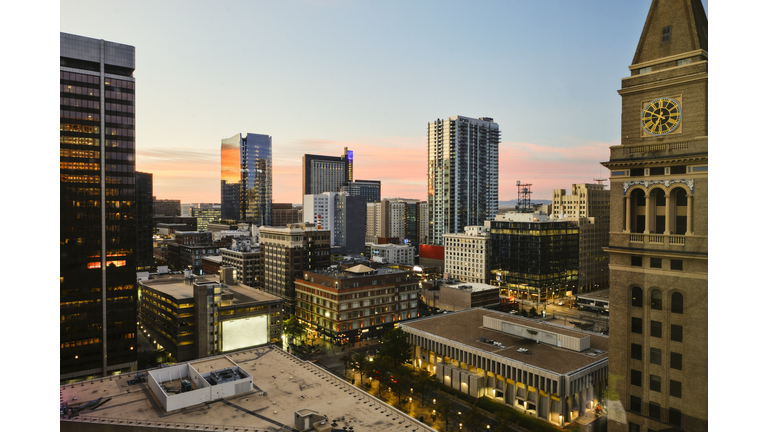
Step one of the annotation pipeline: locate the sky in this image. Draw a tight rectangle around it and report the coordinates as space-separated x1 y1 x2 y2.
59 0 706 204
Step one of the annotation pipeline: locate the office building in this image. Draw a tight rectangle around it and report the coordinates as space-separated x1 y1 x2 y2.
190 204 221 231
220 238 260 287
138 273 283 362
259 223 331 314
366 199 427 248
303 192 366 255
295 265 420 344
601 1 708 430
302 148 353 196
444 225 491 284
221 133 272 225
60 32 137 381
490 213 579 303
339 179 381 203
427 116 499 245
136 172 154 272
271 202 300 226
153 198 181 216
552 183 611 293
401 308 609 427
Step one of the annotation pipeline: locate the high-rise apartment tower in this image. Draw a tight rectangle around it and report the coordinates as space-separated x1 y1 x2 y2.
60 32 138 381
427 116 499 245
601 1 708 430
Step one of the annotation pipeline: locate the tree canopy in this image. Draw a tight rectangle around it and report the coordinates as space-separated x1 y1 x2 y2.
378 327 412 366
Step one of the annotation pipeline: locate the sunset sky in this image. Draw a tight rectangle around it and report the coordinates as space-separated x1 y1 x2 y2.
60 0 708 204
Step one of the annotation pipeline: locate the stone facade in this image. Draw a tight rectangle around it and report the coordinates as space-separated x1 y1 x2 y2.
601 2 708 431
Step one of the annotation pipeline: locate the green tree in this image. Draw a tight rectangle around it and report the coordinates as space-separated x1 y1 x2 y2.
529 306 537 317
413 367 439 404
340 353 352 376
494 410 517 432
283 315 306 344
519 308 529 318
378 328 412 367
435 397 457 431
389 363 413 404
463 403 486 432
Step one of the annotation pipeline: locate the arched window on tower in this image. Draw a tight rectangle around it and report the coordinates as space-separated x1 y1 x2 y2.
670 187 688 234
651 289 662 310
650 189 666 234
632 287 643 308
630 189 646 233
671 292 683 314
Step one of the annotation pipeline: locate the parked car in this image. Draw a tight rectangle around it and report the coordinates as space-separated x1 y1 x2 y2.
557 301 565 306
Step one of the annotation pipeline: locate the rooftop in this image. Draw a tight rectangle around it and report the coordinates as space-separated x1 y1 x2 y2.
139 276 281 304
60 346 435 432
400 308 608 375
309 266 408 280
578 289 610 302
442 283 498 293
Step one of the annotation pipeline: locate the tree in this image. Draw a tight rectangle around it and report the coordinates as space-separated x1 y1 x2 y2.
283 315 306 344
494 410 517 432
378 328 412 367
413 367 439 404
463 403 486 432
529 306 537 317
435 397 457 431
389 363 413 404
340 354 352 376
519 308 529 318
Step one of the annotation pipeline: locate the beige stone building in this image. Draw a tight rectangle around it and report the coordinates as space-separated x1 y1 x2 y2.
552 184 610 293
601 1 708 431
444 225 491 284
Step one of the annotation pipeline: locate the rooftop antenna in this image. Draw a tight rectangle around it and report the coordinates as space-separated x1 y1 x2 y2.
516 180 533 213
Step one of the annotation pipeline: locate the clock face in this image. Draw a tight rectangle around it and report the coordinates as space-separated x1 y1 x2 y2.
642 97 681 135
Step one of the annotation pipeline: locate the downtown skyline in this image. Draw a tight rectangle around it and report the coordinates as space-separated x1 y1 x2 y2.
60 0 706 204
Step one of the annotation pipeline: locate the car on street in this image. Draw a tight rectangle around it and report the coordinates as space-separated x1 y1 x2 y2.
557 301 565 306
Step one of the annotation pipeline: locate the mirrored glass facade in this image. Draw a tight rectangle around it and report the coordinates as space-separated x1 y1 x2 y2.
220 133 272 225
60 32 137 381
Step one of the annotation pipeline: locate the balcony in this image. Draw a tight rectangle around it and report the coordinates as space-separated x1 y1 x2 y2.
612 232 706 254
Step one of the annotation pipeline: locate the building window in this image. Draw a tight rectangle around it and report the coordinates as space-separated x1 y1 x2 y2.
669 408 682 426
639 66 652 74
631 343 642 360
677 57 692 66
632 287 643 307
670 380 682 398
650 258 662 268
670 259 683 271
631 370 642 387
629 423 640 432
632 317 643 334
662 25 671 42
670 165 686 175
649 402 661 419
631 256 643 267
671 324 683 342
671 352 683 370
671 292 684 314
651 289 662 310
651 320 662 338
649 374 661 392
630 396 641 413
650 348 662 365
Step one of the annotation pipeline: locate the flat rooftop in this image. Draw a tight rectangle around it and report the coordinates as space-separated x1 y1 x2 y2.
60 346 434 432
140 277 280 304
227 284 282 304
444 283 498 293
578 289 610 301
401 308 608 375
310 266 407 280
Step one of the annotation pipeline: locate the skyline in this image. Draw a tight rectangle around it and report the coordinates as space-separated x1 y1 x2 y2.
61 0 706 203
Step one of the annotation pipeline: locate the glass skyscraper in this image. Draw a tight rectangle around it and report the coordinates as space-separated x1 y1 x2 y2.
221 133 272 226
60 32 137 381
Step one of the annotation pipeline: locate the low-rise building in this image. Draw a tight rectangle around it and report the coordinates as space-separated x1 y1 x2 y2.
421 281 500 311
138 273 283 362
365 242 415 265
401 308 608 428
201 255 222 275
295 265 420 344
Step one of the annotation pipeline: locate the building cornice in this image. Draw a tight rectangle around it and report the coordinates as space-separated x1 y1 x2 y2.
628 49 708 71
618 72 707 96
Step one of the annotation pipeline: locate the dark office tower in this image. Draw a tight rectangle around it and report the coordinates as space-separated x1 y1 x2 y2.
60 32 137 381
339 179 381 203
333 194 366 255
601 2 708 431
302 148 353 196
136 172 154 271
221 133 272 225
427 116 499 246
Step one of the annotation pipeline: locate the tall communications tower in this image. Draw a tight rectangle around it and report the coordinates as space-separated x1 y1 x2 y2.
515 181 533 213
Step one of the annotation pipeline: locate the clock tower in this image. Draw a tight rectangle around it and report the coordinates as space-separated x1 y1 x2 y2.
601 1 708 431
